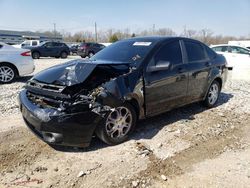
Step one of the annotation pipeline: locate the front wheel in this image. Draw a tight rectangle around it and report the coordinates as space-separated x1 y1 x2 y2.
203 80 221 107
0 64 16 84
95 103 137 145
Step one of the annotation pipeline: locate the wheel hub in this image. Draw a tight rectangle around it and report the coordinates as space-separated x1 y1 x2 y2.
0 66 14 82
208 83 219 105
105 107 132 139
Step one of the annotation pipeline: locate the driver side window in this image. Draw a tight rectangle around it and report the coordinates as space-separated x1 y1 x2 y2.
44 42 53 47
149 40 183 67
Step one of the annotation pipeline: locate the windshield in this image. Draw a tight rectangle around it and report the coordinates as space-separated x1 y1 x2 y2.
90 40 156 65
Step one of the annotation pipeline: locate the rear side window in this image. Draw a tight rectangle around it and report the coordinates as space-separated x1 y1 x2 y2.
44 42 53 47
53 43 62 47
185 41 206 62
153 41 183 65
32 41 37 46
205 46 217 60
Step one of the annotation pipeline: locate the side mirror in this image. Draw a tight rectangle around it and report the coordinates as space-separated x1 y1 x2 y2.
147 61 170 73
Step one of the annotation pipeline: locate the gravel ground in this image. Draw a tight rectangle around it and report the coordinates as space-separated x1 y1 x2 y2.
0 58 250 188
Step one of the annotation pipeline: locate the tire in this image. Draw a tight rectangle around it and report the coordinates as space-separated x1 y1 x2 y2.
80 55 86 58
32 52 40 59
0 64 16 84
95 103 137 145
60 51 68 59
203 80 221 108
88 52 94 58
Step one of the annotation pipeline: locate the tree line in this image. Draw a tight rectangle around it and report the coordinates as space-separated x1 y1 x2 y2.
37 27 250 45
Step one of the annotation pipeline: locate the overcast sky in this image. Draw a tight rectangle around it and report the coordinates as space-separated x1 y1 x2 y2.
0 0 249 37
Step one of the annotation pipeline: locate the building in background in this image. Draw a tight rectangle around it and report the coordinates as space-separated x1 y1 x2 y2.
0 30 62 45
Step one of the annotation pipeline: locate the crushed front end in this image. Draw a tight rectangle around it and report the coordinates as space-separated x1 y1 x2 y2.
19 60 134 147
19 83 105 147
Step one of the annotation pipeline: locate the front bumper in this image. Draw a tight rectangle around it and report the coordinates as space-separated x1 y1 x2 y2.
19 89 103 147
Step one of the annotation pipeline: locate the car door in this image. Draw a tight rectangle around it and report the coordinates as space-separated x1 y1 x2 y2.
229 46 250 68
183 40 212 101
50 42 61 56
41 42 53 56
144 40 188 116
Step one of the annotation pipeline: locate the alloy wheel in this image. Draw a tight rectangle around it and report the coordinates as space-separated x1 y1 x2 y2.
105 107 133 139
0 66 15 83
208 83 219 105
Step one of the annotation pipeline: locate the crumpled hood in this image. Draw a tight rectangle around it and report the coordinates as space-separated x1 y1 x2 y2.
31 59 131 86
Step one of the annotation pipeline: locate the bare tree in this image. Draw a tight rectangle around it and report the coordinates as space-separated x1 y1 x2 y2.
199 28 214 44
156 28 176 36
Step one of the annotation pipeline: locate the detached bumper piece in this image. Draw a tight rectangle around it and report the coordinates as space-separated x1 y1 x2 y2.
19 89 103 147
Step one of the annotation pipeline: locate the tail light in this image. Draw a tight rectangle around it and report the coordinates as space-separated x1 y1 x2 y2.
21 51 31 56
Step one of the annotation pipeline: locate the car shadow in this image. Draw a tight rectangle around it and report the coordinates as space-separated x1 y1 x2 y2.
15 76 33 83
51 92 233 153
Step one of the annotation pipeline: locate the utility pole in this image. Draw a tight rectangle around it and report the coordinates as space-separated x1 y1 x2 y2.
53 23 56 39
153 24 155 35
95 22 97 43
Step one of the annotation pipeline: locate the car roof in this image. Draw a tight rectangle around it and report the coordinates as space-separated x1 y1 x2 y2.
122 36 203 44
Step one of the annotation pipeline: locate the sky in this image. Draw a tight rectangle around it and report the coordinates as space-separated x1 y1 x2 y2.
0 0 249 37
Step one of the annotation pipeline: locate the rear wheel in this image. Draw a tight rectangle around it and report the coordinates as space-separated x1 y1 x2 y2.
0 64 16 83
95 103 136 145
60 51 68 59
203 80 221 107
32 52 40 59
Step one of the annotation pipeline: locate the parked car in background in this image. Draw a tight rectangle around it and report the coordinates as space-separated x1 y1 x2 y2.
228 40 250 49
77 42 105 58
13 40 41 49
19 37 228 147
31 41 70 59
211 44 250 68
0 42 34 83
69 44 79 55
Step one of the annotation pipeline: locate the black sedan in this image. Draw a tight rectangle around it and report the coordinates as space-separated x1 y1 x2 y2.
19 37 228 147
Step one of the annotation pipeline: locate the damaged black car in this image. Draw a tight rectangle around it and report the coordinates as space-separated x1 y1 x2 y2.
19 37 228 147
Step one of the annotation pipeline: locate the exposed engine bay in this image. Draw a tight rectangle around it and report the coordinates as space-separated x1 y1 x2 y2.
24 61 140 122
